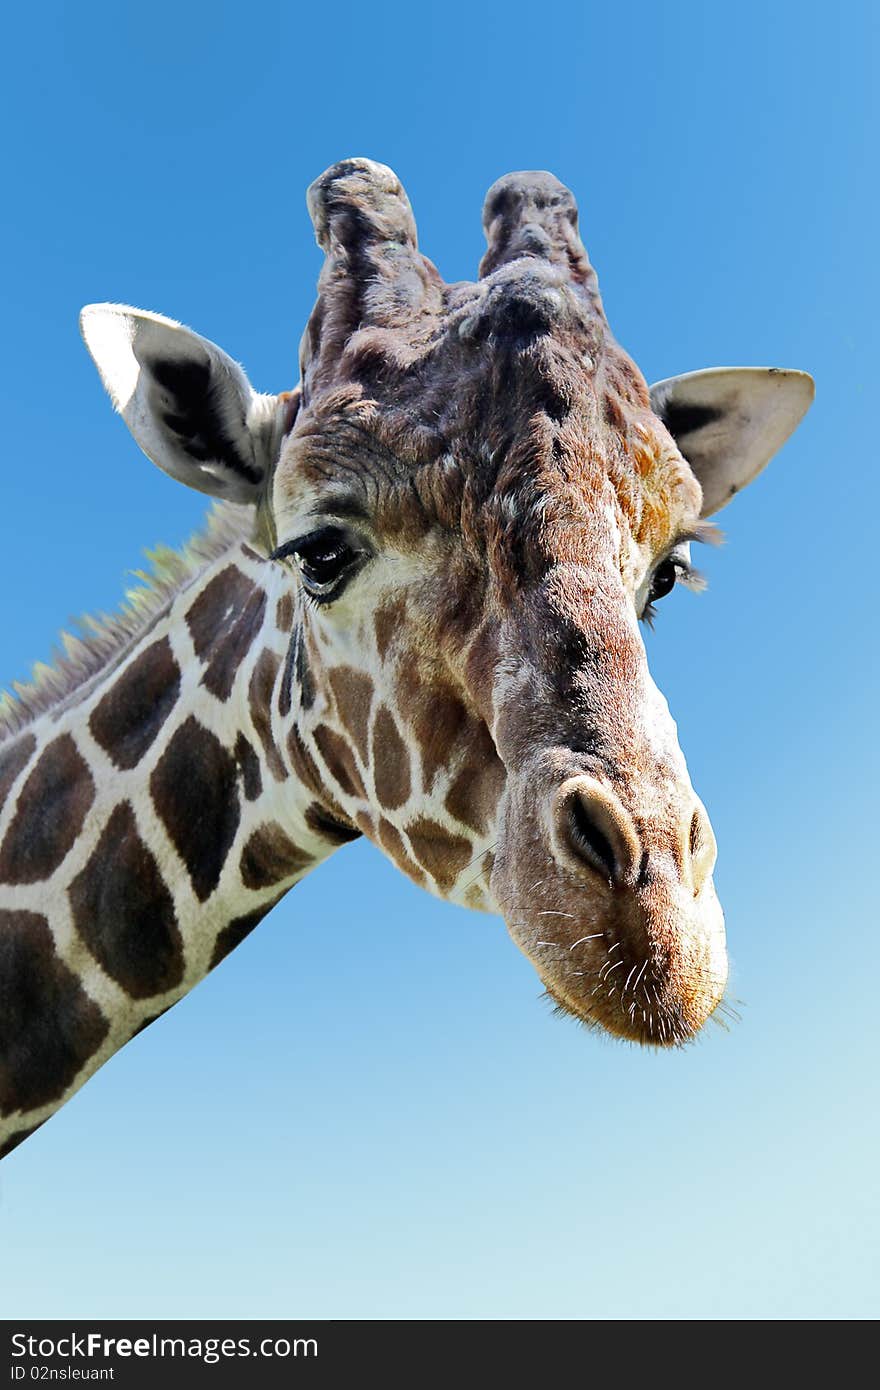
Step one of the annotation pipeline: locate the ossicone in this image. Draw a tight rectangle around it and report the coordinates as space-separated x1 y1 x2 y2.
479 170 603 316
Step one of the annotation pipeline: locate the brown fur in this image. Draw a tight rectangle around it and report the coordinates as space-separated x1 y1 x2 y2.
69 802 184 998
248 651 288 782
0 910 108 1115
0 735 95 885
0 159 733 1168
149 719 241 903
270 161 721 1044
405 817 474 894
371 706 411 809
239 823 313 889
89 637 180 770
0 733 36 808
327 666 374 764
209 898 287 971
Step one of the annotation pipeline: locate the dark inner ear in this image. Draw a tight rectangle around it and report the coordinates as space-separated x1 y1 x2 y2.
142 349 262 486
657 398 723 442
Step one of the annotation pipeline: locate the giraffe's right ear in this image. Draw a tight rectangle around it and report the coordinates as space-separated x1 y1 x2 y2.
80 303 294 504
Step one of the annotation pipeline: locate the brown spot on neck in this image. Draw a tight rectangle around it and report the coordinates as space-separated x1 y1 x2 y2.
209 895 286 970
234 732 263 801
313 724 366 800
149 718 241 902
0 909 108 1117
327 666 374 763
0 733 36 811
275 592 295 633
304 801 361 845
376 816 427 888
286 725 325 798
186 566 268 702
239 822 313 889
405 817 473 894
0 735 94 885
69 802 184 999
249 650 288 782
89 636 180 770
371 706 411 810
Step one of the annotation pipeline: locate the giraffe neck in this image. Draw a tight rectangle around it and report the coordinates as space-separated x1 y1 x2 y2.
0 532 354 1158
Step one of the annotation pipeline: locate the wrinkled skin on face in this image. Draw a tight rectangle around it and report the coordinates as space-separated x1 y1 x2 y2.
82 161 809 1049
270 178 727 1044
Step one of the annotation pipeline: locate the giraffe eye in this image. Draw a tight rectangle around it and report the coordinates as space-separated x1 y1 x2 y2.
271 526 366 602
648 557 680 604
642 543 702 626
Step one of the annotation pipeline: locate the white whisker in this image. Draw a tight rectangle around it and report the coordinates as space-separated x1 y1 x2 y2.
568 933 603 951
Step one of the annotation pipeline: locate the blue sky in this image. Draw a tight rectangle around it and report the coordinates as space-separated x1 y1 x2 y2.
0 0 876 1319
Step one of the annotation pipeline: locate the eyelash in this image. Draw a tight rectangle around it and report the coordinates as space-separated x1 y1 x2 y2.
270 526 368 605
273 527 708 623
641 554 705 629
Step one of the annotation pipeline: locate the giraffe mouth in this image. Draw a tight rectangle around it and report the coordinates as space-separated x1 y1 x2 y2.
490 773 729 1046
481 560 731 1046
538 941 729 1048
522 873 729 1046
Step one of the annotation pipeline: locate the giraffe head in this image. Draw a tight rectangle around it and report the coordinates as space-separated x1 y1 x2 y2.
81 159 812 1045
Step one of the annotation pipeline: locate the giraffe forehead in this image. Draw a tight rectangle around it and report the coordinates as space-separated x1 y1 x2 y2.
274 256 701 621
274 387 695 577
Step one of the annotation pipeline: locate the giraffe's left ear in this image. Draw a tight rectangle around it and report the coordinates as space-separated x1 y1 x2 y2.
80 303 294 504
649 367 814 517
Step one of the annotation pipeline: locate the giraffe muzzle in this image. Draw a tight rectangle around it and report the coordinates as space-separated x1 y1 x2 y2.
491 768 728 1046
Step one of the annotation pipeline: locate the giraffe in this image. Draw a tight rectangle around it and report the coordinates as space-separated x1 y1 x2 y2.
0 159 812 1160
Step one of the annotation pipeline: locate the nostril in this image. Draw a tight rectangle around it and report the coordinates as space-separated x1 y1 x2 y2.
689 809 703 860
552 777 641 889
567 792 619 884
687 801 717 897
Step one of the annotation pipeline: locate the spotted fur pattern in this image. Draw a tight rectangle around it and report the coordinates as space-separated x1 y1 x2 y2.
1 158 781 1158
0 523 512 1155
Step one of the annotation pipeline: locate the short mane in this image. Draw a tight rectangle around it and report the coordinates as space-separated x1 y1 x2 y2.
0 501 255 742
